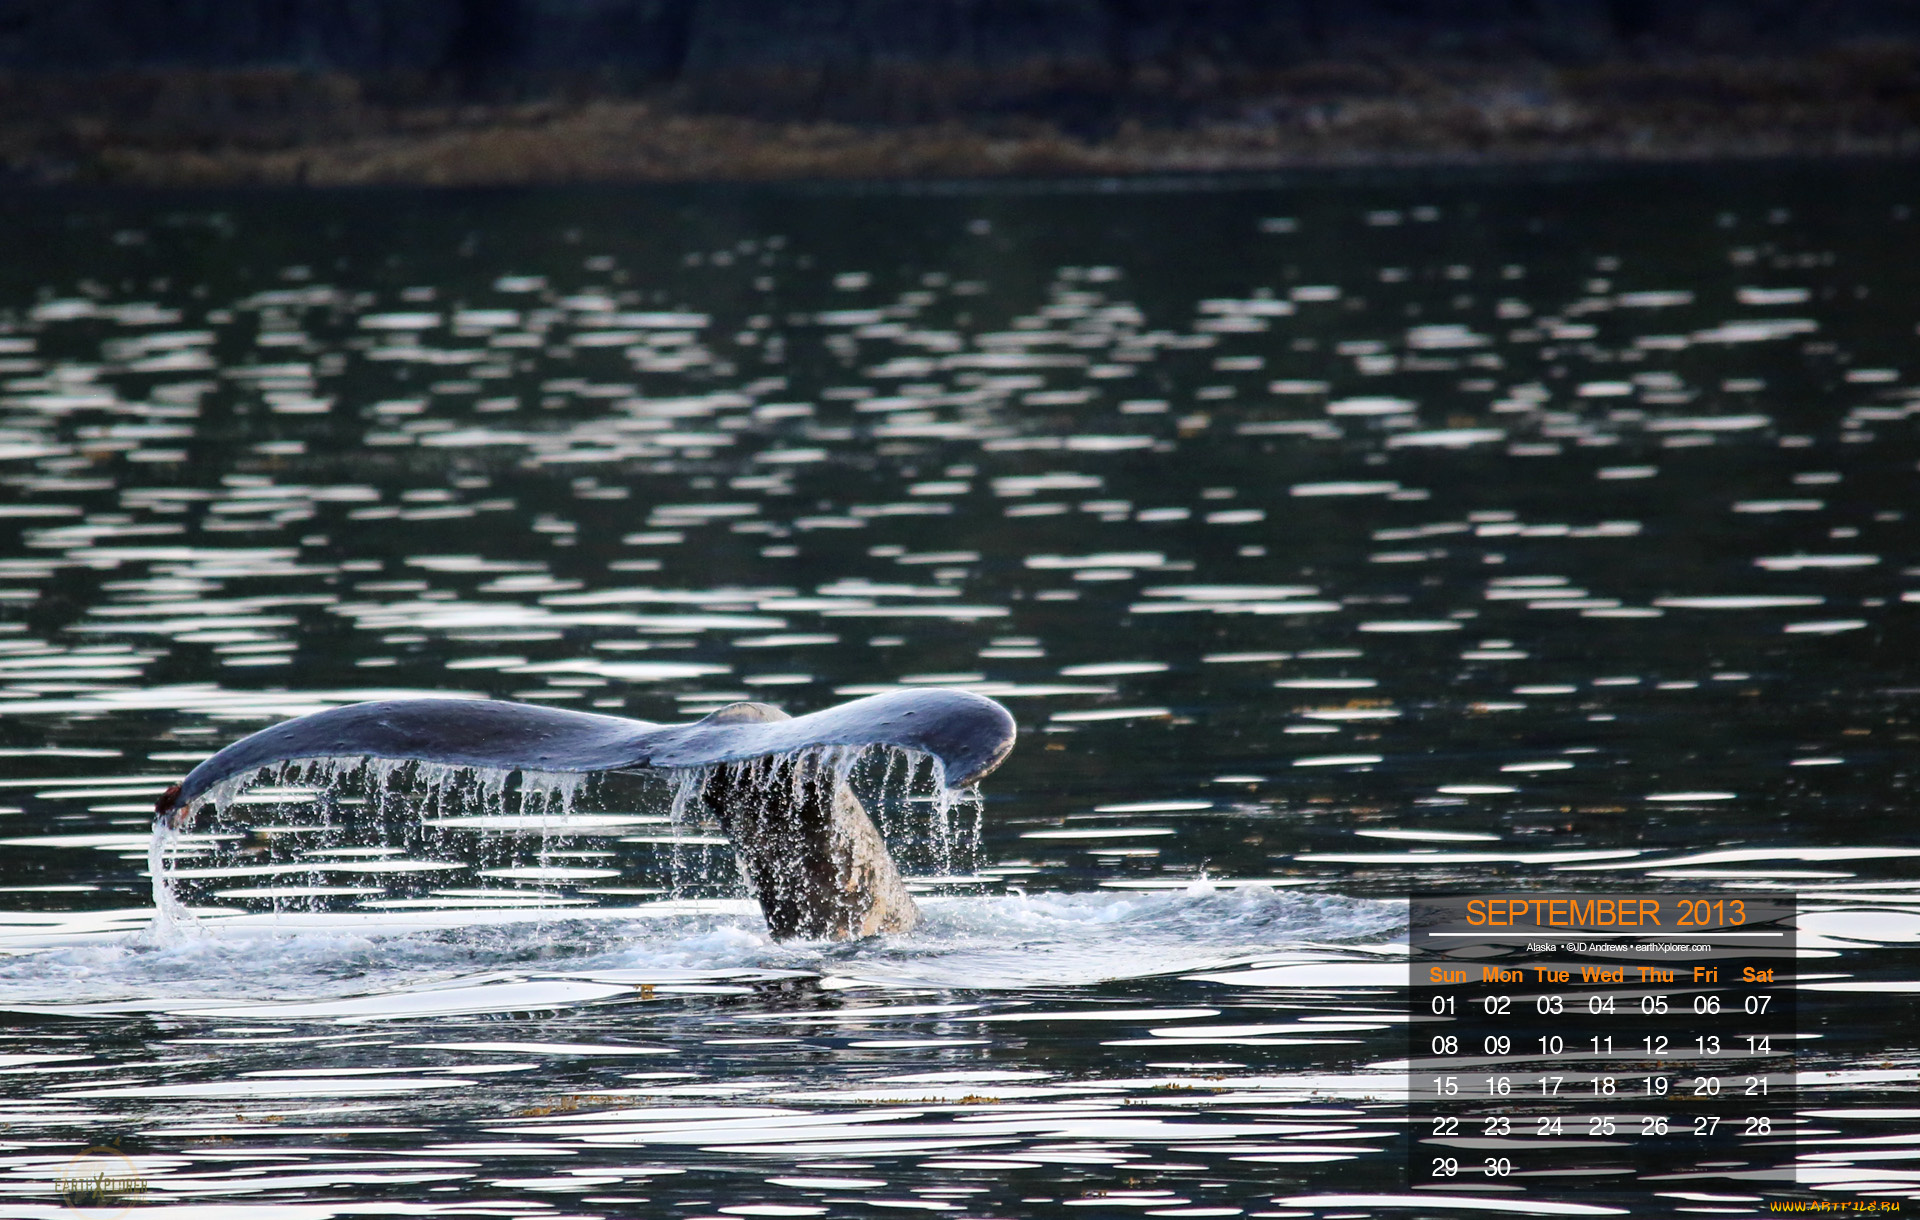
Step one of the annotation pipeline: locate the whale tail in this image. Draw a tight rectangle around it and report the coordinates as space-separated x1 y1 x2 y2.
152 689 1013 940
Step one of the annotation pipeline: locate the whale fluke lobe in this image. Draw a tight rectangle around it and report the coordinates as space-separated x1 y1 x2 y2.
153 689 1014 939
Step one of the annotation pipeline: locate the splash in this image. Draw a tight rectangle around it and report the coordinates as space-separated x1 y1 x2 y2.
152 754 596 927
150 742 978 929
6 885 1405 1014
857 746 983 880
144 822 200 945
662 762 717 898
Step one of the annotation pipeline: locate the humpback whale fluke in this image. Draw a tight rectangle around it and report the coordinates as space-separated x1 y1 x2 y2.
152 688 1016 941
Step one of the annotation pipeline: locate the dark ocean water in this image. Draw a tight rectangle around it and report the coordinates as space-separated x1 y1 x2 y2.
0 163 1916 1217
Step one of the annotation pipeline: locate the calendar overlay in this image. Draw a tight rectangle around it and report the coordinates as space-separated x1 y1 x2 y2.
1409 893 1796 1191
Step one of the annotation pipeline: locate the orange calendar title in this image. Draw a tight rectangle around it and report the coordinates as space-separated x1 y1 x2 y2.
1464 897 1665 928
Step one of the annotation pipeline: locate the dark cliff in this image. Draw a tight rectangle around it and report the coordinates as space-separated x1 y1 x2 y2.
7 2 1920 74
1 1 1916 183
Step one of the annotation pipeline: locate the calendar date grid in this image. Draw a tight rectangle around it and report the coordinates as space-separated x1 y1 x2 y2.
1408 892 1796 1188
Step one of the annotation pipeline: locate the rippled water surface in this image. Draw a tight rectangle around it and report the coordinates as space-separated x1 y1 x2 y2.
1 164 1918 1216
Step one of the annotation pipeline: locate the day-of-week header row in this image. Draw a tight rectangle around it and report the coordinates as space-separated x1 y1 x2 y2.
1429 964 1775 984
1465 898 1696 928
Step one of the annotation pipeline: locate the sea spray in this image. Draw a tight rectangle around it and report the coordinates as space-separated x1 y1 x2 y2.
664 764 713 898
145 821 200 943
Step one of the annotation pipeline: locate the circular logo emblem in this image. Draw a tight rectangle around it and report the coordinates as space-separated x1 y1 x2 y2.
55 1146 147 1217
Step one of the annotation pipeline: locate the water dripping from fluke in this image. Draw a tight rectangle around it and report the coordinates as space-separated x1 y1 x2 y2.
144 818 200 945
150 690 1016 942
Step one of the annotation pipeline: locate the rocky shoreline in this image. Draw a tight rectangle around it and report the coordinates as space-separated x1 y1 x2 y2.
8 62 1919 187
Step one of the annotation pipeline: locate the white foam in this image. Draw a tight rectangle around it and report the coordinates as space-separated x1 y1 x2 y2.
0 887 1400 1016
